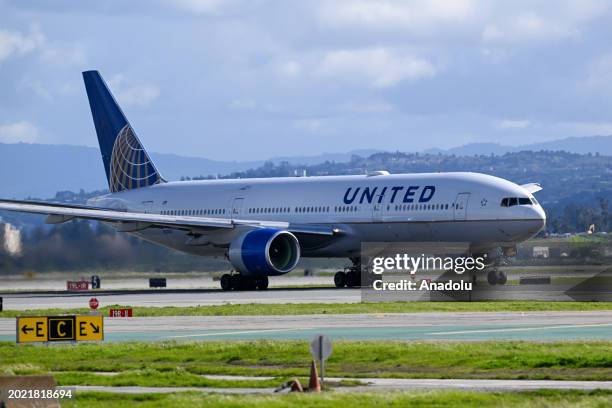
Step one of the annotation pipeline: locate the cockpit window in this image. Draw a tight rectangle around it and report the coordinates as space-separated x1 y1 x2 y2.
501 197 536 207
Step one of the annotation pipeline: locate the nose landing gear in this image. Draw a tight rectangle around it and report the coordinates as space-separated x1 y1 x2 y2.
334 261 362 288
486 269 507 285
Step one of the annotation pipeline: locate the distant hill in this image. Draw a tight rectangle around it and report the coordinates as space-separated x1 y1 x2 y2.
425 135 612 156
4 148 612 234
0 143 379 198
3 135 612 197
269 149 382 165
0 142 263 198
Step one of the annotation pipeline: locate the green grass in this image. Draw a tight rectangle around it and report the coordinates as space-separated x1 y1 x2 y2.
3 301 612 318
3 340 612 384
52 370 288 388
60 390 612 408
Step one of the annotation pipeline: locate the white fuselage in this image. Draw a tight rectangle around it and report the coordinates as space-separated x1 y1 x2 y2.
88 172 546 260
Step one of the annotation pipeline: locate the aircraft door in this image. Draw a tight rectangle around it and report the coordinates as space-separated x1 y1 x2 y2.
372 192 386 221
454 193 470 220
231 198 244 219
372 203 385 222
141 200 154 214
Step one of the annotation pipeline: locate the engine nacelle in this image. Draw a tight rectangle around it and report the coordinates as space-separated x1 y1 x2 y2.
228 228 301 276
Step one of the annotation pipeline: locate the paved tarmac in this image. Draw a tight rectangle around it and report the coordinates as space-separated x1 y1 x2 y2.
2 311 612 342
62 377 612 394
4 282 611 310
0 287 358 310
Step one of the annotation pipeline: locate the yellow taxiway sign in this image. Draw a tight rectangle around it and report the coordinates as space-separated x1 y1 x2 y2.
16 314 103 343
16 317 48 343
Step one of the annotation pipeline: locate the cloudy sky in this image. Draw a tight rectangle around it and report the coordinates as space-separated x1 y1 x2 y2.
1 0 612 161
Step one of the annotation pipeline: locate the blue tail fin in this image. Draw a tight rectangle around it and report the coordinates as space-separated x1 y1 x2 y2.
83 70 163 193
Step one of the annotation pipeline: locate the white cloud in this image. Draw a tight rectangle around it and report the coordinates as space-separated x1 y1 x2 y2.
0 121 39 143
108 74 160 108
315 48 435 87
480 1 609 44
293 118 334 134
496 119 531 129
40 42 87 67
117 85 160 108
318 0 476 29
229 98 256 110
167 0 239 14
481 13 577 44
277 60 301 78
0 27 44 62
558 121 612 135
339 101 395 113
318 0 609 46
584 53 612 91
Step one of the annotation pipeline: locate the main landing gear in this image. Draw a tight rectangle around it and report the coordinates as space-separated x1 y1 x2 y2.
473 250 508 286
334 260 362 288
220 273 269 291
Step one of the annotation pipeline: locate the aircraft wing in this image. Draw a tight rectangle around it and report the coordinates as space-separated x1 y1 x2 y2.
0 199 335 235
520 183 543 194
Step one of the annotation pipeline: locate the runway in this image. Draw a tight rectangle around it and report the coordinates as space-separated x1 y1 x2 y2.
62 377 612 394
2 311 612 342
3 283 611 310
0 287 359 310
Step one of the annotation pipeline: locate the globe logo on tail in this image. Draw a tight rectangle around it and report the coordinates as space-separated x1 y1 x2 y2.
109 125 162 192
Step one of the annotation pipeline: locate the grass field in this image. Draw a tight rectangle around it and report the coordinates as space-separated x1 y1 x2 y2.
2 340 612 385
59 390 612 408
2 301 612 318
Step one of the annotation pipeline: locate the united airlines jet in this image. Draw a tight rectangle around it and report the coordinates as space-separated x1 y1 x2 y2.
0 71 546 290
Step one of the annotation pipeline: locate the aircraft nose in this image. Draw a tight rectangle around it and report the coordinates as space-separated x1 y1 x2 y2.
531 205 547 232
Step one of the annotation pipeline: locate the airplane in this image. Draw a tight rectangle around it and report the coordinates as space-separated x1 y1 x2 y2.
0 71 546 291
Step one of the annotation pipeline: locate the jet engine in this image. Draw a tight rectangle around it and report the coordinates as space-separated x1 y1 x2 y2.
228 228 300 276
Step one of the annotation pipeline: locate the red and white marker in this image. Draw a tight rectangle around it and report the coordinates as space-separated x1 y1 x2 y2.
89 297 99 310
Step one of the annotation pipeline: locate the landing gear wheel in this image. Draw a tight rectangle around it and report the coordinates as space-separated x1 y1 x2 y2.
496 270 507 285
346 271 360 287
256 276 269 290
487 269 498 285
220 274 233 291
246 277 258 291
334 271 346 288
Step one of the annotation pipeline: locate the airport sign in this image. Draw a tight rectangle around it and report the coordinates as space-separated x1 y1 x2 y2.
17 317 48 343
310 334 332 385
67 281 89 291
17 315 103 343
47 316 75 341
109 308 132 317
310 334 332 361
89 297 99 309
75 315 103 341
